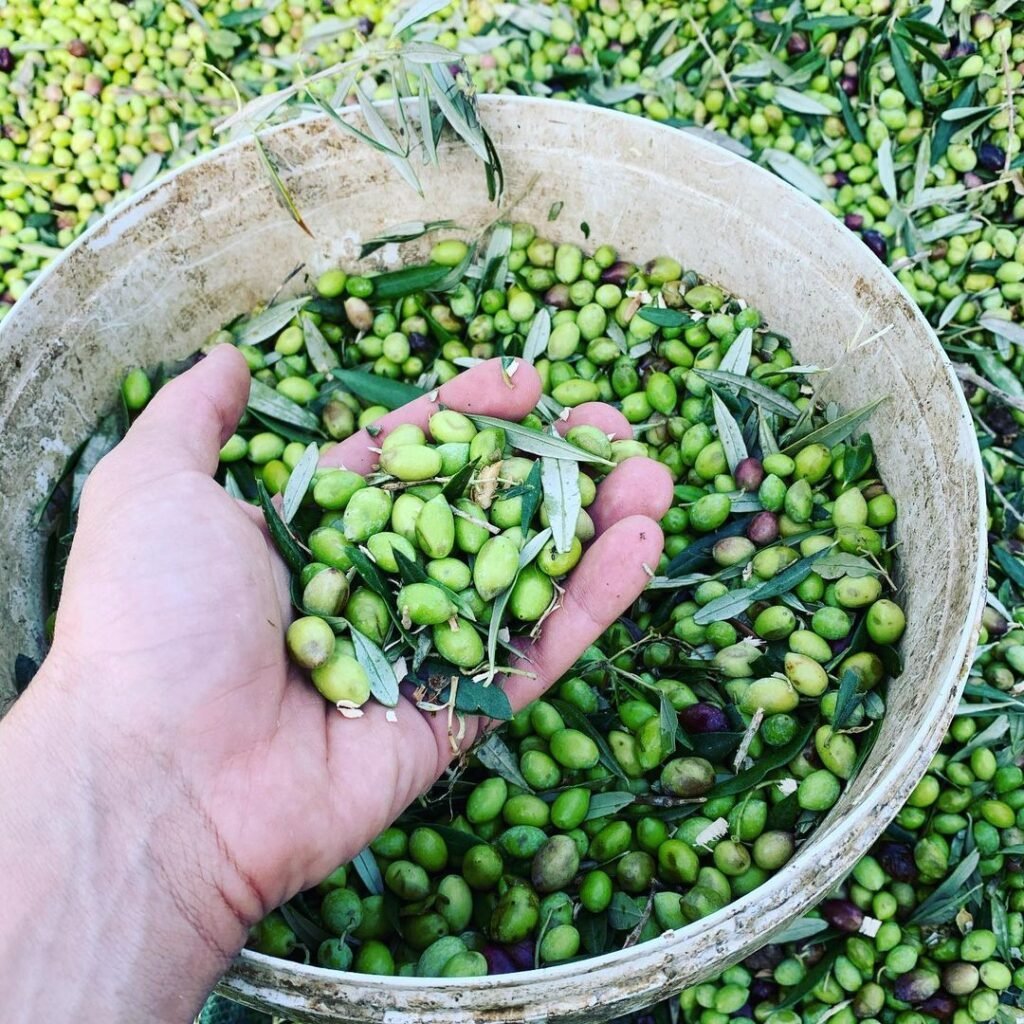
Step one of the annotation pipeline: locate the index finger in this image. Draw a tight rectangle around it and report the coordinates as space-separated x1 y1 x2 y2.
320 358 542 474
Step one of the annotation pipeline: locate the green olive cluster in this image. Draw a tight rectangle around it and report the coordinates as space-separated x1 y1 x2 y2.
280 409 606 710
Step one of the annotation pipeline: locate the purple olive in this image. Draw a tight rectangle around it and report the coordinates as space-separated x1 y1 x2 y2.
408 332 432 356
893 969 941 1004
978 142 1005 172
862 230 888 262
600 261 636 286
735 457 765 492
0 48 13 74
67 39 89 57
840 75 859 96
744 944 784 971
786 33 809 56
507 939 536 971
844 213 864 231
833 171 849 186
950 41 976 57
982 606 1009 637
544 284 572 309
679 702 731 734
917 994 956 1021
820 899 864 933
481 945 516 974
750 978 779 1003
963 172 983 188
877 841 919 883
639 355 671 381
567 43 583 57
830 635 852 657
747 511 780 546
357 16 375 34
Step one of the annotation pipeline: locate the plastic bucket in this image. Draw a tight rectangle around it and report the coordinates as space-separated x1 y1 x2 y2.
0 97 986 1022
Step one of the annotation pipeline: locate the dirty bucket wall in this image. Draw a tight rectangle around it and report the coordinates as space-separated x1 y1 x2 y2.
0 98 986 1021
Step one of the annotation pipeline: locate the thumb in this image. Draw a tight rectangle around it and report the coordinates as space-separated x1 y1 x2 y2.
114 345 251 479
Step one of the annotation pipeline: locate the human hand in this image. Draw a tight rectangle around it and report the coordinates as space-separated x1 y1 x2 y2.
0 346 671 1024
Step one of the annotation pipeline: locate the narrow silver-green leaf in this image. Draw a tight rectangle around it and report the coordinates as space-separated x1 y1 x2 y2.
481 222 512 293
423 64 489 163
711 390 748 472
980 315 1024 348
233 295 309 346
358 219 457 258
718 327 753 376
584 791 636 820
698 368 801 418
774 918 830 944
254 135 314 238
523 308 551 364
759 411 780 456
352 847 384 895
877 135 898 201
248 377 321 431
541 457 581 554
693 586 757 626
355 82 420 194
774 86 830 115
474 733 532 790
391 0 451 37
281 442 319 524
468 415 614 466
350 628 400 707
782 397 887 454
763 149 832 202
301 314 339 373
813 551 879 580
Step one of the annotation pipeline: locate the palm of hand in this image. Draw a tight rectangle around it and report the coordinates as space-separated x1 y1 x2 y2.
50 347 671 924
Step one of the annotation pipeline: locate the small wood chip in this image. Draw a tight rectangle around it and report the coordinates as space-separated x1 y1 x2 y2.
471 461 502 509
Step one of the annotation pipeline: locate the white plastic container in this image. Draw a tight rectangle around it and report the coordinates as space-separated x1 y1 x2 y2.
0 97 986 1022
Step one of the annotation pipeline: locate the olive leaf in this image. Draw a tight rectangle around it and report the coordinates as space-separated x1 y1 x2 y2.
830 669 863 731
71 413 123 513
718 327 753 376
908 851 981 925
480 222 512 294
577 909 610 955
368 262 451 300
774 86 830 116
774 940 843 1011
608 892 647 930
659 692 678 759
949 716 1009 764
392 0 455 38
522 308 552 364
468 415 614 466
706 719 814 797
352 846 385 896
248 377 322 432
358 219 457 259
759 412 780 457
257 480 308 574
448 677 513 720
692 586 757 627
440 458 479 502
584 791 636 820
281 442 319 524
781 397 887 454
279 901 332 950
331 368 426 410
698 369 801 418
762 149 832 202
350 628 400 707
636 307 691 328
254 135 314 238
541 456 581 555
813 551 879 580
711 390 748 472
301 314 339 374
773 917 830 944
232 294 310 346
473 733 532 791
518 460 543 535
486 527 552 679
877 134 898 202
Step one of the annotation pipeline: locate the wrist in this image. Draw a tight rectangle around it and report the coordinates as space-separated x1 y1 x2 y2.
0 655 256 1023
